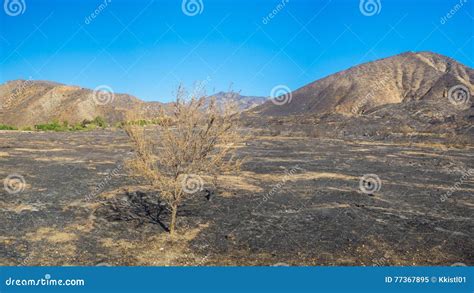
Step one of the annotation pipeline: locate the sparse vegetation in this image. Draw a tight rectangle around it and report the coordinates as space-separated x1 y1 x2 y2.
33 116 108 132
125 87 245 235
0 124 17 130
90 116 107 128
121 117 171 127
34 120 66 131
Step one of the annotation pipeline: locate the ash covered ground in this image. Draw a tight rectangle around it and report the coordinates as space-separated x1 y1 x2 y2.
0 130 472 266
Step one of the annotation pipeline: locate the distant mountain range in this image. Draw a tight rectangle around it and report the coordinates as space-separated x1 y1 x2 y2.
209 91 267 110
0 81 267 127
0 51 472 131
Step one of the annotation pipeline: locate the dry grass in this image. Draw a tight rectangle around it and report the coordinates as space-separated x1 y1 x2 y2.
26 227 78 243
1 203 39 213
99 224 209 266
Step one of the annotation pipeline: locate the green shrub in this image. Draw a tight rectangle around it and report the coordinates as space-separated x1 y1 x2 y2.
71 123 86 131
29 117 108 132
80 116 107 129
34 120 66 131
0 124 17 130
123 118 170 127
92 116 106 128
80 119 90 128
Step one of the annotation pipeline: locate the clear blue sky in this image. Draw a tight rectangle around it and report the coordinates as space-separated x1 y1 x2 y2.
0 0 473 102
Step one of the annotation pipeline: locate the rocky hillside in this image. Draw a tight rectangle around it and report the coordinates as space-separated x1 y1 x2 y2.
208 91 267 110
253 51 473 116
0 80 164 127
0 81 267 127
246 52 473 140
1 51 472 132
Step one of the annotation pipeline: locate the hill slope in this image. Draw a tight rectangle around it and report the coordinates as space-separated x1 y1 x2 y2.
253 51 473 116
0 82 267 127
1 51 472 130
0 80 164 127
209 91 267 110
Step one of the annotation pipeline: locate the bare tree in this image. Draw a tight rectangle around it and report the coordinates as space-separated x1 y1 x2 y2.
124 86 244 235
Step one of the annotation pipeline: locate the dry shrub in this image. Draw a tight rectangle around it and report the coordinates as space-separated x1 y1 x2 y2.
124 86 245 235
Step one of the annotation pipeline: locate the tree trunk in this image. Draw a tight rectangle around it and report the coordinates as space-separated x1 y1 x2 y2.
169 204 178 235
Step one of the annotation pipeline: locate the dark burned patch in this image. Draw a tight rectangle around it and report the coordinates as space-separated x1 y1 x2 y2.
0 239 30 265
93 188 213 234
95 190 170 232
1 130 473 265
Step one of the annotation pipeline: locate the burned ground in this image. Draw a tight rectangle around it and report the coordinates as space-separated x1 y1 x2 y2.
0 130 473 266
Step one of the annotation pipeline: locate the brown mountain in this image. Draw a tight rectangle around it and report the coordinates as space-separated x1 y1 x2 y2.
253 51 473 116
0 80 163 127
1 51 472 130
0 81 267 127
208 91 267 110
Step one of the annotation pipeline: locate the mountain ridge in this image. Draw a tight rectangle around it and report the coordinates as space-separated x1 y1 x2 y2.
253 51 473 116
1 51 472 128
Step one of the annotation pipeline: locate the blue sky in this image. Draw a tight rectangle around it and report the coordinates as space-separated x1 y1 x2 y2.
0 0 473 102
